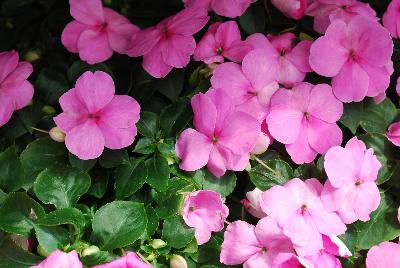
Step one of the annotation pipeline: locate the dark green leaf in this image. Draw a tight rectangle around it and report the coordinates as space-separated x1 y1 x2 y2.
200 170 237 198
155 69 185 101
69 153 96 171
67 60 113 83
146 155 169 192
98 149 129 168
87 171 109 199
133 137 156 154
137 111 159 138
114 158 147 199
0 147 24 192
340 102 364 134
160 99 192 137
249 159 293 191
238 1 266 34
0 237 42 268
360 98 397 134
34 225 70 254
35 68 69 105
144 205 159 238
162 215 194 249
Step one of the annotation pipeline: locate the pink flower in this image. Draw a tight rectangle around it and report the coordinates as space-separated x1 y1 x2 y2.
182 190 229 245
92 252 152 268
266 83 343 164
321 137 381 224
54 71 140 160
175 88 260 177
366 242 400 268
31 250 82 268
383 0 400 38
270 0 307 20
127 8 209 78
387 121 400 146
0 50 33 128
261 178 347 250
194 21 251 64
251 120 273 155
61 0 139 64
309 16 393 102
247 33 312 88
241 188 267 218
220 217 295 267
396 76 400 96
183 0 254 18
306 0 377 34
211 49 279 122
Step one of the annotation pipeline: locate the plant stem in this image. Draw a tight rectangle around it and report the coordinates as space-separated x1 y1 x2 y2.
31 127 48 134
252 155 280 176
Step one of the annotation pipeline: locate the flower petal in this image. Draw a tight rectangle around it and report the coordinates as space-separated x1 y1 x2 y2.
77 30 113 64
70 0 104 25
98 95 140 129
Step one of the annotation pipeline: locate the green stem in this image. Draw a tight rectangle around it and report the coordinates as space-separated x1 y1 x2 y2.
252 155 280 176
31 127 48 134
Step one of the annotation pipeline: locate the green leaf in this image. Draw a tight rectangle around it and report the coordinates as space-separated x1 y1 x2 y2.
0 189 6 204
238 1 266 34
162 215 194 249
160 98 192 137
0 192 45 236
36 208 86 239
67 60 113 83
0 147 24 192
20 138 67 189
137 111 159 138
249 159 293 191
35 68 69 105
133 137 156 154
155 69 185 101
0 237 43 268
342 193 400 252
69 153 96 171
34 166 91 209
34 225 70 254
92 201 147 250
80 250 117 267
200 170 237 198
144 205 159 238
114 158 147 199
98 149 129 168
339 102 363 134
360 98 397 134
146 155 169 192
87 171 109 199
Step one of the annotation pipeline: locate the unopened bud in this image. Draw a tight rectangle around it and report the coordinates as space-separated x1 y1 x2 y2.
25 50 40 62
146 252 156 262
151 239 167 249
42 105 56 115
82 245 100 257
170 255 187 268
37 245 49 257
49 127 65 142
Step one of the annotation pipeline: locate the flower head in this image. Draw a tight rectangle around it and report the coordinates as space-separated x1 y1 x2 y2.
183 0 254 18
366 242 400 268
271 0 307 20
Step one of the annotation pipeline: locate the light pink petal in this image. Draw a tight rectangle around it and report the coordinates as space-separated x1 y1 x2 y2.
211 0 252 18
161 35 196 68
310 207 347 237
193 31 220 63
359 149 381 182
69 0 104 25
383 7 400 38
1 80 34 110
61 21 93 53
242 49 279 90
2 61 33 85
286 123 318 164
65 120 105 160
191 93 217 137
331 62 369 102
75 71 115 113
287 40 312 73
207 146 227 177
77 30 113 64
92 256 127 268
387 122 400 147
142 43 173 78
354 182 381 222
277 58 306 88
345 137 367 174
307 117 342 154
98 95 140 129
205 88 235 131
190 213 212 245
283 212 311 246
254 217 287 245
54 112 86 133
98 123 137 150
176 128 212 172
269 84 310 111
323 235 352 257
0 94 14 127
0 50 18 83
246 33 277 55
54 89 88 132
361 62 391 98
308 84 343 123
167 7 209 35
270 0 307 20
218 111 260 155
211 62 251 96
220 221 261 265
243 253 272 268
126 252 152 268
223 40 252 63
266 109 303 144
215 21 241 48
366 242 400 268
127 27 162 57
261 185 299 223
324 146 356 188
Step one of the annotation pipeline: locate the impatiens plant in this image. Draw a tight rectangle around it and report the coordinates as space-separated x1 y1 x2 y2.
1 0 400 267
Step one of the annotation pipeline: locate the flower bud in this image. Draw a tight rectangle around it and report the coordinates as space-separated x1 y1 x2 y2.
37 244 49 257
170 254 188 268
42 105 56 115
146 252 156 262
25 50 40 62
49 127 65 142
82 245 100 257
151 239 167 249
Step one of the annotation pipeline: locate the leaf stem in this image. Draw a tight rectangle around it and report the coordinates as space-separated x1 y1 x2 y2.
252 155 278 175
31 127 49 134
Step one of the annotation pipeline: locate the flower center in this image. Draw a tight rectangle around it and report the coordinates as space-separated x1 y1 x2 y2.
355 179 362 186
212 136 218 143
349 49 358 62
89 113 100 120
100 22 108 32
216 47 223 55
300 204 307 215
162 27 169 38
280 48 286 57
261 247 267 253
189 206 196 212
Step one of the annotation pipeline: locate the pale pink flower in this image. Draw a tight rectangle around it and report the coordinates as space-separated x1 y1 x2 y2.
220 217 295 267
92 252 152 268
261 178 347 250
306 0 377 34
321 137 381 224
266 83 343 164
387 121 400 146
127 8 209 78
271 0 308 20
251 120 273 155
366 242 400 268
383 0 400 38
246 33 312 88
194 21 251 64
309 16 393 102
54 71 140 160
396 76 400 96
175 88 260 177
211 49 279 122
0 50 33 127
182 190 229 245
183 0 254 18
61 0 139 64
241 188 266 218
273 253 309 268
31 250 82 268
